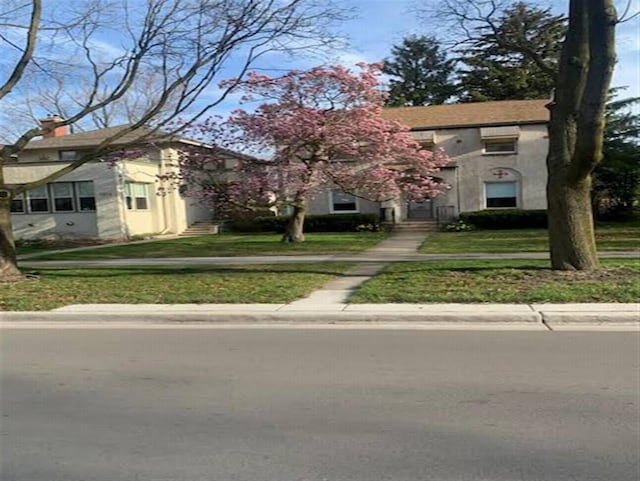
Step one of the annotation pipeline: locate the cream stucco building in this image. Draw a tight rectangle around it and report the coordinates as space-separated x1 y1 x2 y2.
7 123 229 240
307 99 550 222
9 99 550 239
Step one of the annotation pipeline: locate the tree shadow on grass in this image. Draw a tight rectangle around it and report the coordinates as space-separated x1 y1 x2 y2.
24 265 352 280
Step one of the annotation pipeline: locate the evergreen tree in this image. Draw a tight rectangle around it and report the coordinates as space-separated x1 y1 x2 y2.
593 92 640 219
382 35 457 106
456 2 566 101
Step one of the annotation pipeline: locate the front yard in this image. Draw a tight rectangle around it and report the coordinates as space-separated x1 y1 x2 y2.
350 258 640 304
19 232 389 260
0 263 353 311
419 221 639 254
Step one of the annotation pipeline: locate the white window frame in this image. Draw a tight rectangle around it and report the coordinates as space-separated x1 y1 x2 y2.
482 138 517 155
329 191 359 214
125 182 150 211
26 185 50 213
484 181 519 209
75 181 96 212
50 182 75 212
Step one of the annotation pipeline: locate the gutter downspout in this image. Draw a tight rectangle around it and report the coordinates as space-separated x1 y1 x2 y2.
115 163 130 241
157 148 172 235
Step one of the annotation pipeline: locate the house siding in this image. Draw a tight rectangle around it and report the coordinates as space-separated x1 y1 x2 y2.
7 160 124 239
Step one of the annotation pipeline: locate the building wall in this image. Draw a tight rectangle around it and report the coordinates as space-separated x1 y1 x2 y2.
119 156 163 237
7 159 123 239
429 123 548 213
8 144 229 240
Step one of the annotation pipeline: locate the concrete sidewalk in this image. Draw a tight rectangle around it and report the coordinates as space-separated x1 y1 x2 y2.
7 227 638 329
19 250 639 268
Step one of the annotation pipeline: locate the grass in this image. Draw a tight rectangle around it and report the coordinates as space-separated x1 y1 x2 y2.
20 232 389 260
419 221 640 254
0 263 353 311
349 258 640 304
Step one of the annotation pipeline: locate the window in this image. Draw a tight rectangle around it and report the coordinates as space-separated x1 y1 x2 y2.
59 150 78 161
330 191 358 213
486 182 517 208
27 185 50 212
10 194 25 213
125 182 149 210
50 182 75 212
483 139 517 154
76 181 96 211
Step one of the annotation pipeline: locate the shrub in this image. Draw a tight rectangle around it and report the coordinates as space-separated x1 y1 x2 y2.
444 220 474 232
230 213 381 233
459 209 548 229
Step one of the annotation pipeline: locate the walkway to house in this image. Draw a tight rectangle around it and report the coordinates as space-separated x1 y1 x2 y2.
282 227 433 310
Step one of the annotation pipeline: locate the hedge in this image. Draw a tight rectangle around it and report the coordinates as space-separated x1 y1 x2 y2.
229 213 381 233
459 209 548 229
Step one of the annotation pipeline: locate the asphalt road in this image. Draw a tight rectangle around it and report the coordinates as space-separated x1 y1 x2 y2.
1 328 639 481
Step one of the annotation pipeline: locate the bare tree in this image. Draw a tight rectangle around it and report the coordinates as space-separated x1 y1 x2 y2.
421 0 620 270
0 0 346 279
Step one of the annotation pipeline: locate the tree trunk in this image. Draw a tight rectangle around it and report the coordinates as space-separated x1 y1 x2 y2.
544 0 616 271
281 203 306 242
547 171 598 270
0 196 23 280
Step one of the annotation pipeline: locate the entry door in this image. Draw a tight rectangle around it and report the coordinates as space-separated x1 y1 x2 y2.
407 200 434 219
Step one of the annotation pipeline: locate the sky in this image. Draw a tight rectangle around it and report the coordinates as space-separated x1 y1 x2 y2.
208 0 640 118
1 0 638 137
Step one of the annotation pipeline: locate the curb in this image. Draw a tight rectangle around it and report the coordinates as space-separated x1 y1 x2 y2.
0 311 544 324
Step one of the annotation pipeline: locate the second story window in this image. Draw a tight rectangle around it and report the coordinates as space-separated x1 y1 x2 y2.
480 126 519 155
483 139 517 154
59 150 79 161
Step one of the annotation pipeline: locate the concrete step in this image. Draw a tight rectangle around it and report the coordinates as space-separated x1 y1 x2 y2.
393 221 440 232
179 223 219 237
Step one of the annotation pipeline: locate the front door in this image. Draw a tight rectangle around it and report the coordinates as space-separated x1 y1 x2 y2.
407 200 434 220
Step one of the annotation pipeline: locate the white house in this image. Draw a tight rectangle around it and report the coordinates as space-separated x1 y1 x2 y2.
7 118 242 240
307 99 550 222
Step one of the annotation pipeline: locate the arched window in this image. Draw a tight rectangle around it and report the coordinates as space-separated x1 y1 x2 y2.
484 168 520 209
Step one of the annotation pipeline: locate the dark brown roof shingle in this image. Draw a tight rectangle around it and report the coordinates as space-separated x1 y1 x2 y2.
23 125 181 150
382 99 550 130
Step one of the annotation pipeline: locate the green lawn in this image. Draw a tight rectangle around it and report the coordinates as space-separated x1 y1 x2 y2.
419 221 640 254
21 232 389 260
0 263 353 311
349 258 640 304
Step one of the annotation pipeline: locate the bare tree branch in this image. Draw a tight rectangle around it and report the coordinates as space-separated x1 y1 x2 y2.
0 0 40 100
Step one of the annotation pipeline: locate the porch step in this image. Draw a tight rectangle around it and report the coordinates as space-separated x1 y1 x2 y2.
179 222 219 237
392 220 440 232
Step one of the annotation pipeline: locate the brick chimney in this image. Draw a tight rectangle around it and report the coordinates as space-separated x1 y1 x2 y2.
39 114 68 138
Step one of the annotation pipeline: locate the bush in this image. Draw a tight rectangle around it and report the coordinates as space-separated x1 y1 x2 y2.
443 220 474 232
229 213 381 233
459 209 548 230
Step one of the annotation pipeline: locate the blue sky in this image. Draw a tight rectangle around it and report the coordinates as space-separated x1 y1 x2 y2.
1 0 638 137
227 0 639 115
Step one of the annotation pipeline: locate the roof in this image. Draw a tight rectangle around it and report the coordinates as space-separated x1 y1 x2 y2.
382 99 550 130
23 124 188 150
20 123 255 162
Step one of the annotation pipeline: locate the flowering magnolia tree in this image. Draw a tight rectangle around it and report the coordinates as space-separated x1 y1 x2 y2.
180 64 451 241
